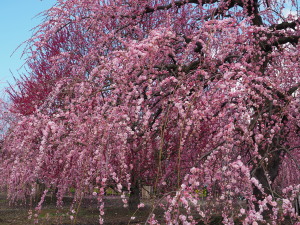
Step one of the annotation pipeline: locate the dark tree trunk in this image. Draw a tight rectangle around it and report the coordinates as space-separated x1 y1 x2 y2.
252 148 283 215
252 167 272 214
128 180 140 210
295 195 300 215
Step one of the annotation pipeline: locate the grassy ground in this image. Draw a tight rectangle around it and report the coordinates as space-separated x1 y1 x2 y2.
0 192 164 225
0 193 297 224
0 192 248 225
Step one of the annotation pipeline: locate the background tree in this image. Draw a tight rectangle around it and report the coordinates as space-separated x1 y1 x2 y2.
1 0 300 224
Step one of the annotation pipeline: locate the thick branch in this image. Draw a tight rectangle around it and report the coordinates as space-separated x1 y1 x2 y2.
144 0 199 13
277 35 300 45
260 82 299 102
144 0 219 14
154 59 200 74
244 0 263 26
287 83 300 96
270 19 300 31
260 35 300 52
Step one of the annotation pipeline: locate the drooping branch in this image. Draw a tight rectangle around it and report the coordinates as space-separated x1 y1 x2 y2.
282 147 300 171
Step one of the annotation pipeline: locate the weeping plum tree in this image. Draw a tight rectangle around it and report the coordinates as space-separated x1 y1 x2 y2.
1 0 300 224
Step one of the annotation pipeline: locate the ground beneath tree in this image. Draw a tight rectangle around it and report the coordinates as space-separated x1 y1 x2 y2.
0 193 295 224
0 193 226 225
0 192 167 225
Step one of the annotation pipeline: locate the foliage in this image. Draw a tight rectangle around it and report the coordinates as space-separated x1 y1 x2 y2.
1 0 300 224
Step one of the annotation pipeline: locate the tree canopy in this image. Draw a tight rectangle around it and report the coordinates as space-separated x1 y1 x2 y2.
1 0 300 224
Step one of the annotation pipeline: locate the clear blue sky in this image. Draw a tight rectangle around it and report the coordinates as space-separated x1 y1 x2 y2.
0 0 55 97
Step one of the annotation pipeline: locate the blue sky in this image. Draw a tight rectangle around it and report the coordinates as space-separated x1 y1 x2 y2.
0 0 55 97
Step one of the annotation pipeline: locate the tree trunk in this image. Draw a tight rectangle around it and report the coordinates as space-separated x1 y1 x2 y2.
252 148 283 215
128 180 140 210
252 167 272 214
295 195 300 216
